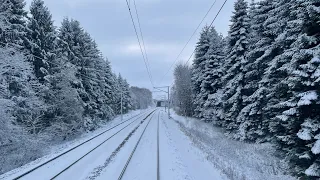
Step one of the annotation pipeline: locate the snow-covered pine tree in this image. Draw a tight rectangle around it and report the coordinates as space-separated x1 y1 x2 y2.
265 0 306 139
246 0 256 45
102 58 116 107
0 0 47 133
221 0 249 133
271 0 320 177
117 74 132 114
234 0 274 141
191 26 211 118
56 18 90 130
47 57 85 139
110 72 121 114
58 18 83 65
0 0 28 48
93 57 115 120
58 18 109 129
77 33 104 125
123 79 132 113
26 0 56 84
192 26 210 118
201 27 225 124
260 0 293 138
282 55 320 178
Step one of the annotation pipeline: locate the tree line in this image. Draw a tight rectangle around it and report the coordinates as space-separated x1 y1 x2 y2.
130 86 153 110
0 0 135 143
172 0 320 178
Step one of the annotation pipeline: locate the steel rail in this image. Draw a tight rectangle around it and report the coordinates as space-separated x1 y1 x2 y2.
117 111 156 180
13 109 153 180
157 111 160 180
51 110 156 179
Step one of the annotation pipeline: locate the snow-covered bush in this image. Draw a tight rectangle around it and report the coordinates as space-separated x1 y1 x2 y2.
0 48 46 174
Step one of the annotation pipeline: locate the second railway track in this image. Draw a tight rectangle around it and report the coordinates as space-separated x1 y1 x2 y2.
10 109 156 180
117 111 161 180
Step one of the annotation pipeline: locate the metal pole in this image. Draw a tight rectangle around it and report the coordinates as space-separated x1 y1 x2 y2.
121 91 123 121
168 86 170 119
153 86 170 119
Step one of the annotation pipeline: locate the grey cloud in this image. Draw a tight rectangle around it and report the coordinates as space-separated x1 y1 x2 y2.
25 0 240 94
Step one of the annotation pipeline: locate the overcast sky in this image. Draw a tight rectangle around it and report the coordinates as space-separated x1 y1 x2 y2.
25 0 241 99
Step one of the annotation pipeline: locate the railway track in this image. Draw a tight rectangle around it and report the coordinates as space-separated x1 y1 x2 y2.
157 111 160 180
12 109 156 180
117 111 160 180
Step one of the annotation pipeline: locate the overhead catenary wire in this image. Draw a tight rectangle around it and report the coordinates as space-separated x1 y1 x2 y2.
125 0 154 87
184 0 228 66
133 0 154 85
1 0 228 89
170 0 228 87
158 0 217 84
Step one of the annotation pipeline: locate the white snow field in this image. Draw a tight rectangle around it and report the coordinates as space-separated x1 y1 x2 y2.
1 108 295 180
170 111 296 180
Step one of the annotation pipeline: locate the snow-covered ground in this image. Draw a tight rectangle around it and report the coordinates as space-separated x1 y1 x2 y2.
170 111 296 180
0 109 148 180
94 109 157 180
93 108 226 180
1 108 294 180
159 109 227 180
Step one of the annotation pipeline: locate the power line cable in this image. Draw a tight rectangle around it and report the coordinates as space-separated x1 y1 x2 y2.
158 0 217 84
133 0 154 84
170 0 229 87
125 0 154 87
184 0 228 66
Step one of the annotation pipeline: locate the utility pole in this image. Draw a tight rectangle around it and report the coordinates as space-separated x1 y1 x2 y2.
168 86 170 118
154 86 170 119
121 90 123 121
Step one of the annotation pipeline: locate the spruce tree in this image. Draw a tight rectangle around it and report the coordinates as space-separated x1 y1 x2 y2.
0 0 27 48
94 57 115 120
191 26 211 118
26 0 56 83
234 0 274 141
261 0 293 138
221 0 249 133
272 0 320 177
111 72 121 114
58 19 104 125
117 74 132 114
57 18 88 129
284 55 320 177
201 27 225 124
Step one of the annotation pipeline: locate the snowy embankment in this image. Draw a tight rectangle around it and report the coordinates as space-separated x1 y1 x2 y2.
0 109 145 179
160 110 227 180
170 111 295 180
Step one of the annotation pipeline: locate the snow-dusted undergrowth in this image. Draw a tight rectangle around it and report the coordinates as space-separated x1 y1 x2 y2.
171 111 295 180
0 110 142 177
